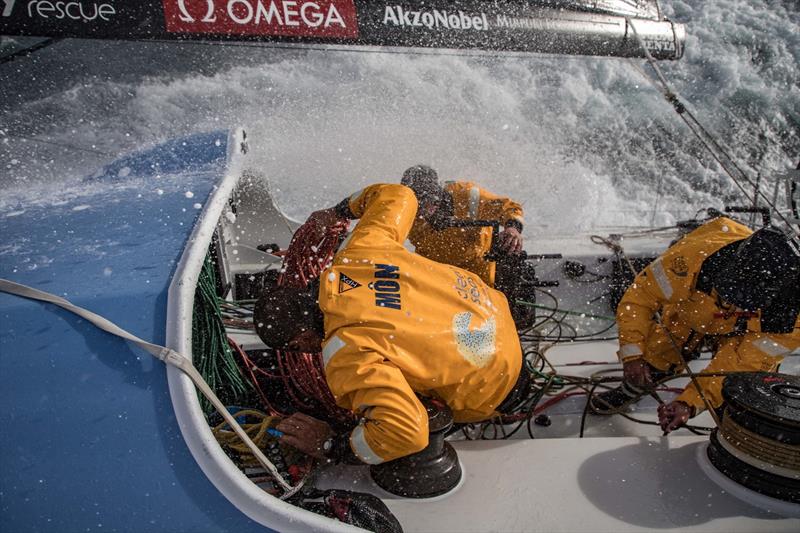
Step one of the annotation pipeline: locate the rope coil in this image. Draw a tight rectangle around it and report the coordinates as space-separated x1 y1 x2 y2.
719 412 800 472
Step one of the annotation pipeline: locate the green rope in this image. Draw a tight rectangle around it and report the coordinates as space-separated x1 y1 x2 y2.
192 253 252 414
528 367 565 388
515 300 616 321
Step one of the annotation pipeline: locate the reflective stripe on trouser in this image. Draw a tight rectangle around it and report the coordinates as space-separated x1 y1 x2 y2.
350 424 384 465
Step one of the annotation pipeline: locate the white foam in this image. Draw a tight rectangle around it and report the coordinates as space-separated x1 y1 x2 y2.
1 0 797 229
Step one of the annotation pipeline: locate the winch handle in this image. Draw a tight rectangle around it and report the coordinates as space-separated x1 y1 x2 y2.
437 218 563 262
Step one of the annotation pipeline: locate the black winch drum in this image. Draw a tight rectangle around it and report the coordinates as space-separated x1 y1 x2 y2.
370 398 463 499
702 372 800 514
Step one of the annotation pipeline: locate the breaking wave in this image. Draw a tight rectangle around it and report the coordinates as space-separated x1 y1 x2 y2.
0 0 798 234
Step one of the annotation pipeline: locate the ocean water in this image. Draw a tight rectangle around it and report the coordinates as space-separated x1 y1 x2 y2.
1 0 798 234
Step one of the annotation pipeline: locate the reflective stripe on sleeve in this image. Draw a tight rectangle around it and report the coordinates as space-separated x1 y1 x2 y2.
351 424 385 465
322 335 346 368
620 344 644 357
338 231 355 250
469 187 480 219
752 337 791 357
650 258 674 299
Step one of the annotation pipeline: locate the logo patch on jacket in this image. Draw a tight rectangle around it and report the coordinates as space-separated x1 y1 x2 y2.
338 273 362 293
369 264 401 310
670 256 689 277
452 312 496 368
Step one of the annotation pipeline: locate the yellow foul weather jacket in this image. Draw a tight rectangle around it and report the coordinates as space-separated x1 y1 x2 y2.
617 217 800 414
407 181 524 286
319 184 522 464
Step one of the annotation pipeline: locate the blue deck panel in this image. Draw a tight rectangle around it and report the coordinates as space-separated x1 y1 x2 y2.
0 132 265 532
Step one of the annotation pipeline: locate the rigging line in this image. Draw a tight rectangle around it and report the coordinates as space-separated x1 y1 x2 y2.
4 133 113 156
626 60 754 204
626 19 794 228
751 171 762 226
650 170 664 227
0 38 61 65
676 112 754 201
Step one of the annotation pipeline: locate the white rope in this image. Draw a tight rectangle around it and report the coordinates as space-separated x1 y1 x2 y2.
0 278 305 499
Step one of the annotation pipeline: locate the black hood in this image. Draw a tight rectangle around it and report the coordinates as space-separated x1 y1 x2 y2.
698 227 800 333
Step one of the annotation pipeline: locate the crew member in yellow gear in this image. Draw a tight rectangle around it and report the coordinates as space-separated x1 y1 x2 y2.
401 165 525 286
301 165 532 326
301 165 524 285
253 184 529 464
591 216 800 434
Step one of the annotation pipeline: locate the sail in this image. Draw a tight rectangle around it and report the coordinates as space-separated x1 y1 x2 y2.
0 1 683 59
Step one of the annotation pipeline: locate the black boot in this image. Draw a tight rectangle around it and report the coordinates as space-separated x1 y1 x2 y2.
590 367 674 414
589 381 647 414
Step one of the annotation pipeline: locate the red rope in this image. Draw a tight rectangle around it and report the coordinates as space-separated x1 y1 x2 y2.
277 349 353 424
237 214 355 424
229 337 285 417
276 350 317 412
232 338 353 424
278 218 349 288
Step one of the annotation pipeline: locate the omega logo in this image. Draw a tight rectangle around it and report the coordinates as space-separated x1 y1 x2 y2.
177 0 216 23
172 0 347 29
164 0 358 38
